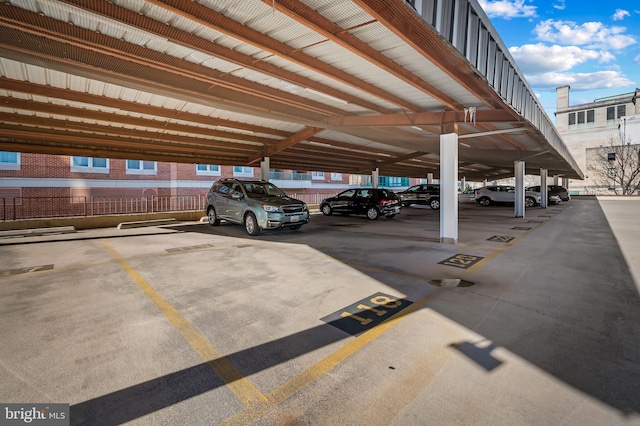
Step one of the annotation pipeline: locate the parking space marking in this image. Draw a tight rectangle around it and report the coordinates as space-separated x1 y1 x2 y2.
220 288 445 425
0 264 54 277
165 244 213 253
101 240 268 408
438 254 484 269
487 235 515 243
321 292 413 336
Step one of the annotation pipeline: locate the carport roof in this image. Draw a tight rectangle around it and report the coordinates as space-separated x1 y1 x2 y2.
0 0 583 181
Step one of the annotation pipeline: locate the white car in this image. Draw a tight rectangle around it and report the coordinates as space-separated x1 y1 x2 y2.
458 189 476 204
474 185 541 207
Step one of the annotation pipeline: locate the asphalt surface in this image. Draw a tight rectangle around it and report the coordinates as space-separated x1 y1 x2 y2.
0 197 639 425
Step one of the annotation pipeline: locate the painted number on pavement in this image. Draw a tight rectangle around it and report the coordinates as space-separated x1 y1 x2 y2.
438 254 483 269
321 292 412 336
0 264 54 278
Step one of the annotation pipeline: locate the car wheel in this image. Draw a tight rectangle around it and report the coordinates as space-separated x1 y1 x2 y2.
478 197 491 207
321 203 332 216
402 202 411 207
386 214 396 219
429 198 440 210
244 212 260 236
366 207 380 220
290 224 302 230
525 197 536 208
207 207 220 226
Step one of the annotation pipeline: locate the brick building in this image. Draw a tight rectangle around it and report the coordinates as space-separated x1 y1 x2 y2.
0 151 418 220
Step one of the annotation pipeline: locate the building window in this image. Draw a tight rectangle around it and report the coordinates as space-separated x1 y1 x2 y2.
586 109 595 123
0 151 20 170
196 164 221 176
126 159 157 175
233 166 253 177
71 156 109 174
331 172 342 181
312 171 325 180
568 113 576 125
607 107 615 121
617 105 626 118
577 111 585 124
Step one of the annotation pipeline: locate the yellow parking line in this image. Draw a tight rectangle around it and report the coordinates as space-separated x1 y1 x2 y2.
101 240 267 408
220 288 445 425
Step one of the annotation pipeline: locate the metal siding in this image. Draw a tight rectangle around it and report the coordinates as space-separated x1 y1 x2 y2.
485 39 496 86
506 66 515 104
492 49 502 92
465 12 479 67
452 0 468 52
436 0 453 41
500 59 509 99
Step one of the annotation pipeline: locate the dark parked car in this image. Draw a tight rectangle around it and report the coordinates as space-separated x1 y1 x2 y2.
526 186 562 205
320 188 401 220
206 178 309 235
526 185 571 201
396 184 440 209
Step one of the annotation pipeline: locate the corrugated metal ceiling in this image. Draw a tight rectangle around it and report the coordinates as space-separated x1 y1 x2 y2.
0 0 583 179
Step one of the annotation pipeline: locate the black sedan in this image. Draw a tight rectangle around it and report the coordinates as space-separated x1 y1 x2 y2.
320 188 401 220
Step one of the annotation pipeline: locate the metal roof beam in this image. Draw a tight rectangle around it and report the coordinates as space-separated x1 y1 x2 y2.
0 78 290 137
354 0 509 111
57 0 391 115
147 0 422 112
264 0 463 110
323 109 518 128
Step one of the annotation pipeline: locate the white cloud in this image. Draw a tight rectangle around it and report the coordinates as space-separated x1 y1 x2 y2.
635 54 640 64
510 44 614 74
477 0 536 19
524 70 633 91
612 9 630 21
553 0 566 11
534 20 636 50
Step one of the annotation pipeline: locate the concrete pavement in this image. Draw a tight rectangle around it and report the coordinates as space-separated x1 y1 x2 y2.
0 197 639 425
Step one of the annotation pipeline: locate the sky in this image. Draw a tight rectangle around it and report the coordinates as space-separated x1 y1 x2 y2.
476 0 640 120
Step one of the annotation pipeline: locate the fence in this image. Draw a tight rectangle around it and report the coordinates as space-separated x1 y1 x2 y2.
0 193 336 221
1 195 207 221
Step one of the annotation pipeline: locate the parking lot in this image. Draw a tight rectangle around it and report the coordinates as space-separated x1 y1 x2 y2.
1 197 640 425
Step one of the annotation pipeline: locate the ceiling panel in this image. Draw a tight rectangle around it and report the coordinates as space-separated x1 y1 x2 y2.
0 0 583 180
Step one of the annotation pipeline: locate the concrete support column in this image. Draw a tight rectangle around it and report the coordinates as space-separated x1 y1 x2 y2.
562 177 570 189
260 157 270 181
427 173 434 184
460 177 466 192
540 168 548 209
553 175 559 185
440 133 458 244
372 168 379 188
514 161 525 218
483 179 488 187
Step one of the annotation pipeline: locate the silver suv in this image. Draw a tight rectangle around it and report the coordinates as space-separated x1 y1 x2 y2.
474 185 541 207
206 179 309 235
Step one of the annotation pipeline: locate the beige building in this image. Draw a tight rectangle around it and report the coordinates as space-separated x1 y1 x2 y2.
555 86 640 194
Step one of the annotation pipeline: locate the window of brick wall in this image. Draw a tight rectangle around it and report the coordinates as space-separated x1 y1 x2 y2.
0 152 20 170
196 164 221 176
126 159 157 175
71 156 109 174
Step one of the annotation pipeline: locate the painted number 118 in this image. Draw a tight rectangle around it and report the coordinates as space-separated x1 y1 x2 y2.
340 295 402 325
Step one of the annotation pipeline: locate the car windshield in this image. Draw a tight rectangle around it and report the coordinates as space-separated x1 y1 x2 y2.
242 182 287 198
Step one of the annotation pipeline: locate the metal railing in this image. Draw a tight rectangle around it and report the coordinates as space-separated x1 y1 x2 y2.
1 195 207 221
